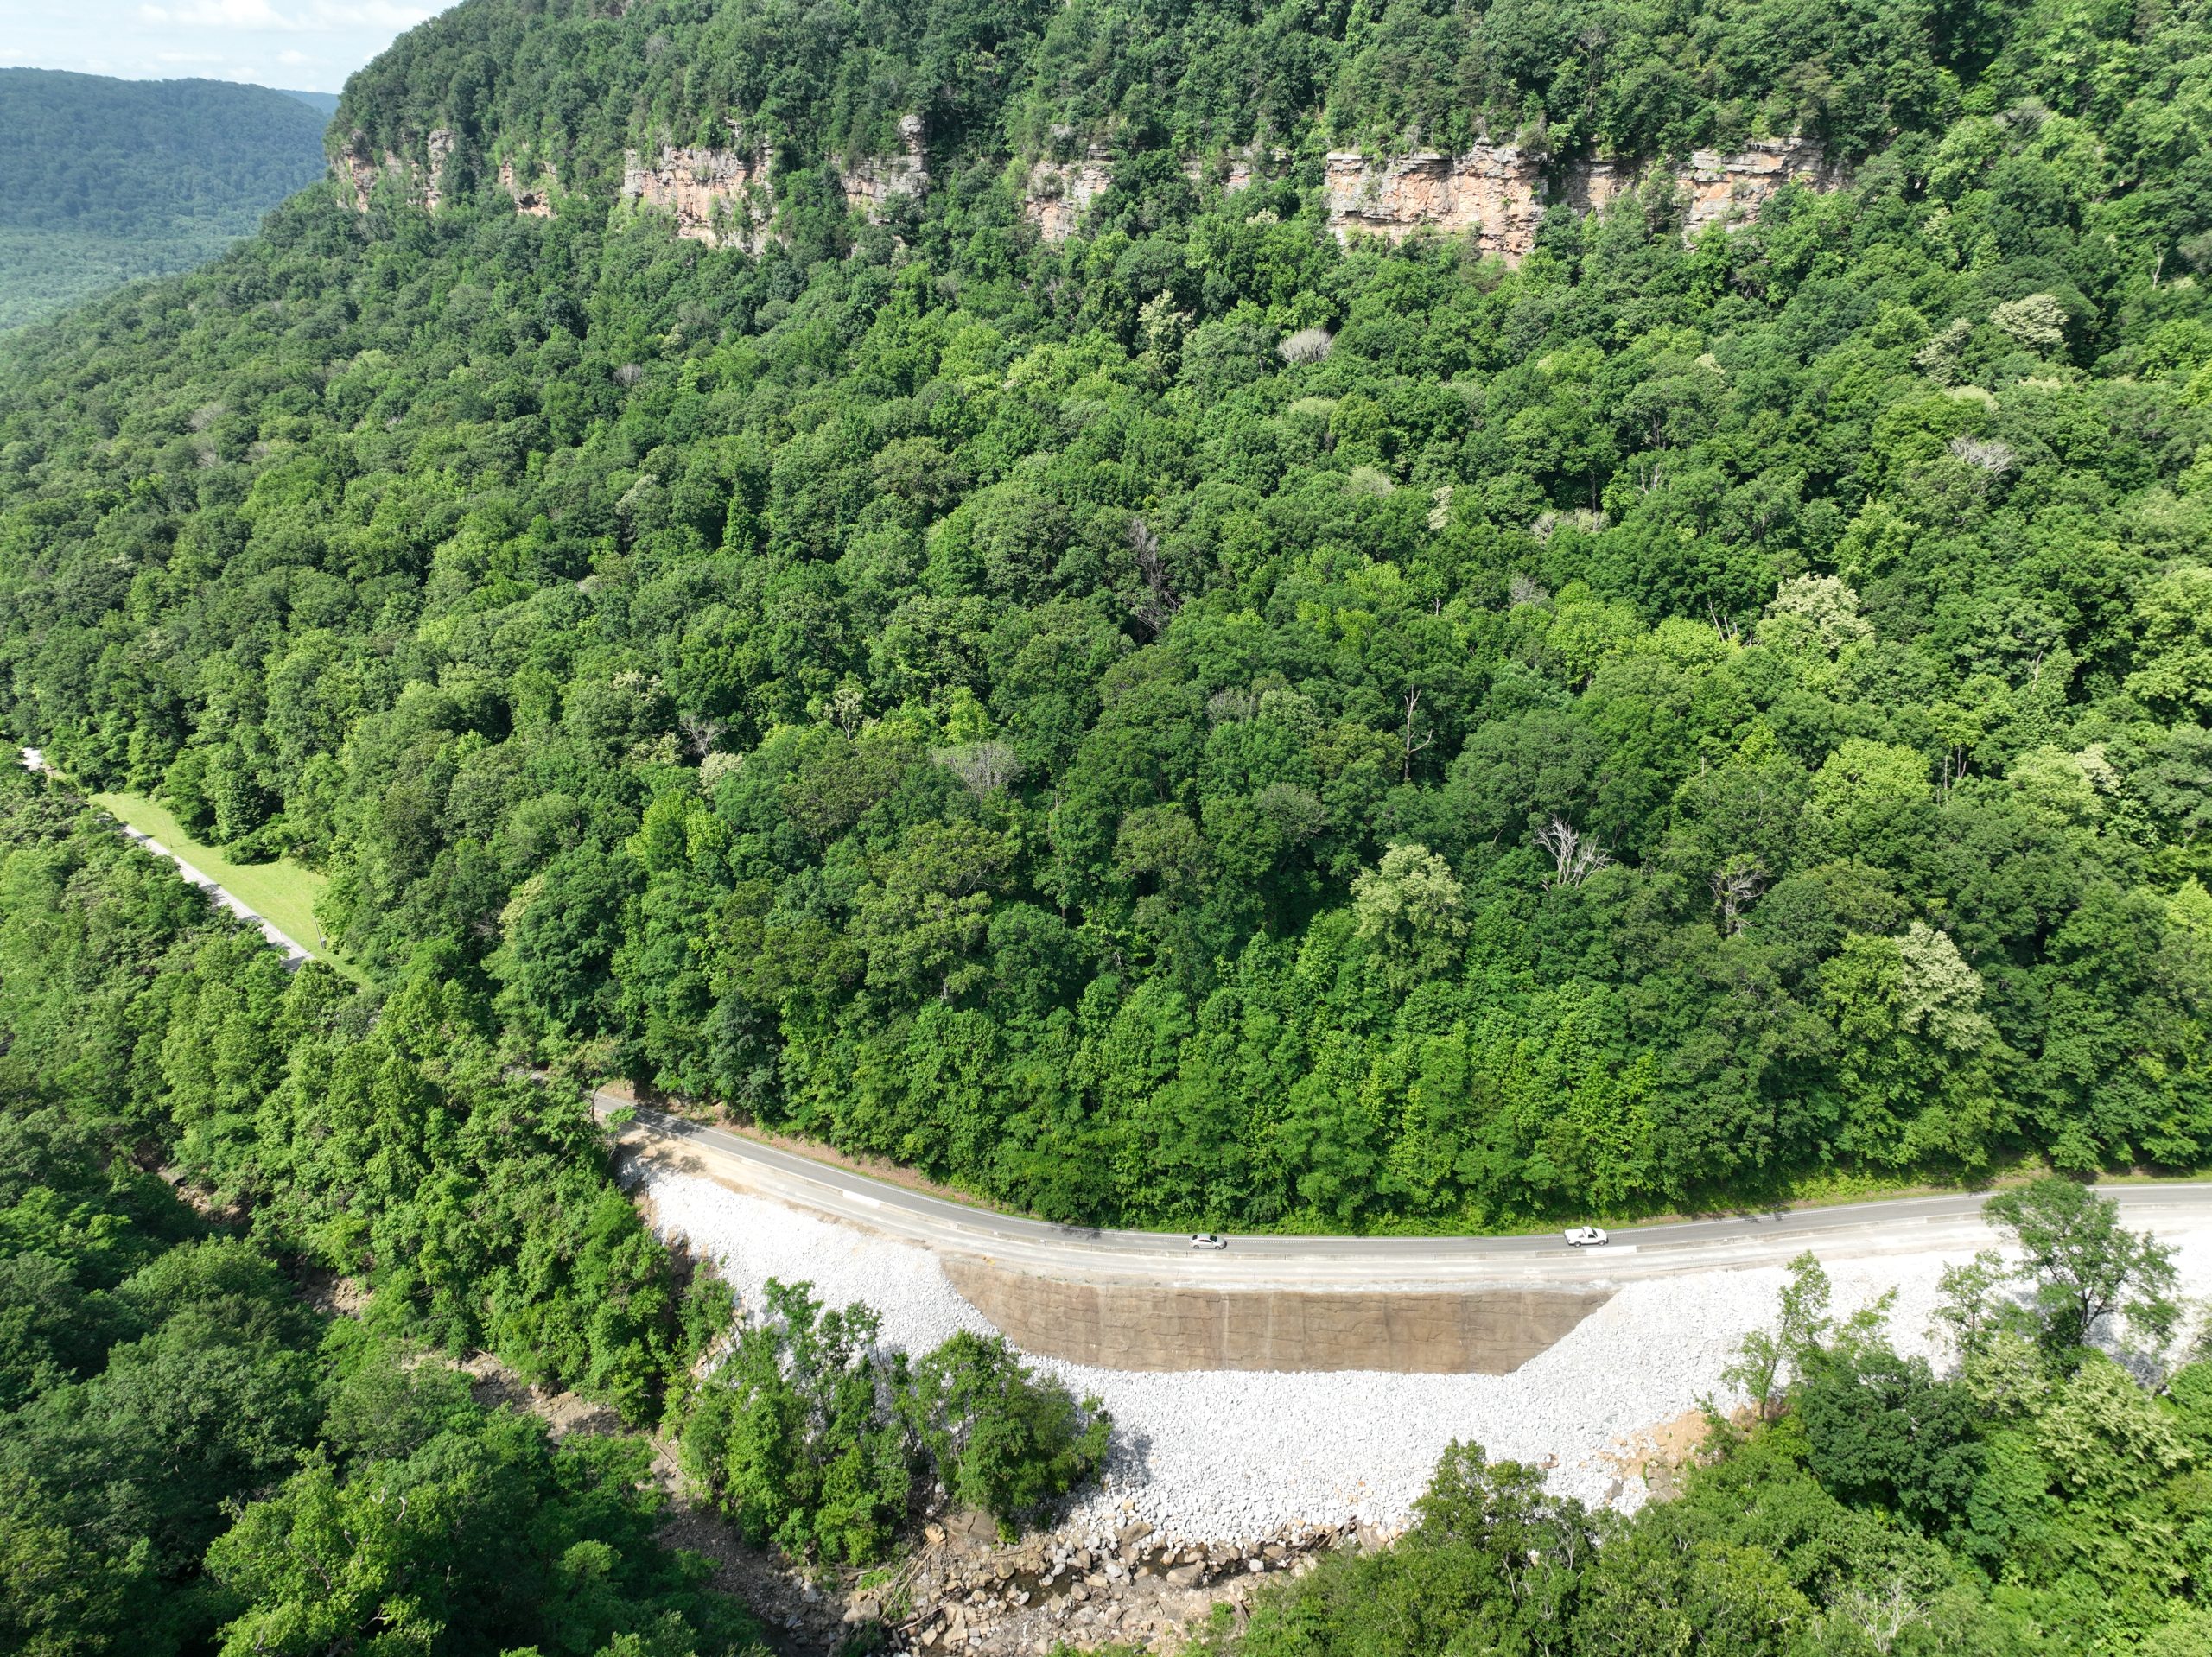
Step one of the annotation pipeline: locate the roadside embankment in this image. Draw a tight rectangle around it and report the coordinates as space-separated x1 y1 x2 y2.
620 1127 2212 1547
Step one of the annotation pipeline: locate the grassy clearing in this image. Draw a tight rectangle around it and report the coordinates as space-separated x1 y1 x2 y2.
88 790 368 985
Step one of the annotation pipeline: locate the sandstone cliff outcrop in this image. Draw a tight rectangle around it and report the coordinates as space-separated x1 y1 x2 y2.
337 132 407 210
343 122 1835 259
1322 144 1556 256
1319 136 1835 257
1672 140 1843 235
1017 136 1838 257
620 137 772 251
421 129 458 213
499 158 557 217
840 112 928 222
1023 145 1117 240
336 127 460 213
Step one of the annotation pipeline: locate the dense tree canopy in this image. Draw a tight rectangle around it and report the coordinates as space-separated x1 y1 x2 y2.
3 0 2211 1238
0 765 760 1654
3 0 2210 1647
0 762 1109 1648
678 1280 1109 1562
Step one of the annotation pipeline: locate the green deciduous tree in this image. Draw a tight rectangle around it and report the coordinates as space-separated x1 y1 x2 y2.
904 1330 1109 1537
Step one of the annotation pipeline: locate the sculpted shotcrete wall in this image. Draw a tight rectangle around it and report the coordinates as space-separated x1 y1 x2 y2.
944 1257 1614 1374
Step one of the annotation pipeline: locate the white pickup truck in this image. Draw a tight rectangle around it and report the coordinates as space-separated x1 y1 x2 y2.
1562 1226 1609 1247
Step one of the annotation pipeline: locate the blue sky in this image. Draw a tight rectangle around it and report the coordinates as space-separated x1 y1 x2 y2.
1 0 445 94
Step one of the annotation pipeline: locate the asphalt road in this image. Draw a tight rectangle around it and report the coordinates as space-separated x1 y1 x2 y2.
604 1095 2212 1288
19 747 316 964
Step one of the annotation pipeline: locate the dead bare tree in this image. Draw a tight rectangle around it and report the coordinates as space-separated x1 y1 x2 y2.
678 711 727 760
1938 744 1971 803
1828 1577 1929 1657
1711 855 1766 935
1535 816 1612 888
931 741 1021 797
1398 688 1433 782
1207 686 1258 724
1128 516 1180 638
822 681 865 737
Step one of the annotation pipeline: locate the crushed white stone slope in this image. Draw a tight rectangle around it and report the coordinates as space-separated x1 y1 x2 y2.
639 1165 2212 1543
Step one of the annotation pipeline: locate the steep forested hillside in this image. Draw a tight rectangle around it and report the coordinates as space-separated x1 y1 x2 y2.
0 766 760 1653
3 0 2211 1235
0 71 330 330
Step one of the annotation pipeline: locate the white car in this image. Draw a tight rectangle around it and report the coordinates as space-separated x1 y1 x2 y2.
1189 1233 1228 1250
1562 1226 1609 1247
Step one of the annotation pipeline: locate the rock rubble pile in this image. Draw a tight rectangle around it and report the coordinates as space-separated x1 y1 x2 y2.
636 1161 2212 1548
899 1514 1345 1652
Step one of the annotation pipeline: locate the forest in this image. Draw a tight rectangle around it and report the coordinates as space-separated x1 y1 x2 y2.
0 761 752 1652
0 71 332 332
4 0 2212 1630
2 0 2210 1241
5 739 2202 1653
0 763 1105 1652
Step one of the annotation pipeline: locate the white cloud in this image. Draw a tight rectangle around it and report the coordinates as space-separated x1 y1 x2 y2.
10 0 447 92
307 2 435 24
138 0 305 28
129 0 433 33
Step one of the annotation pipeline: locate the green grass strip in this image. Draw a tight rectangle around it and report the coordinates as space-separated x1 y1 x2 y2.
89 790 368 986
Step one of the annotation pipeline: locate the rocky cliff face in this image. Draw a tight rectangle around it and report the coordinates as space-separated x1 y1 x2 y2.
499 158 556 217
1008 134 1831 255
342 123 1836 260
1671 140 1843 235
337 127 458 213
620 139 771 251
421 129 458 213
840 112 928 222
1010 136 1836 256
1320 144 1555 255
1023 146 1117 241
1317 137 1836 257
337 132 405 211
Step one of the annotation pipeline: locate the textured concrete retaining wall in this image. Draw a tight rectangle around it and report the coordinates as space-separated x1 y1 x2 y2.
944 1258 1612 1374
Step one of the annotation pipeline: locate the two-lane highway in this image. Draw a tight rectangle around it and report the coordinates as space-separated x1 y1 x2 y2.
602 1095 2212 1289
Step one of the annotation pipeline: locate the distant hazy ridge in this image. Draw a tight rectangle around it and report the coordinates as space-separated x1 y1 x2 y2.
0 69 331 330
